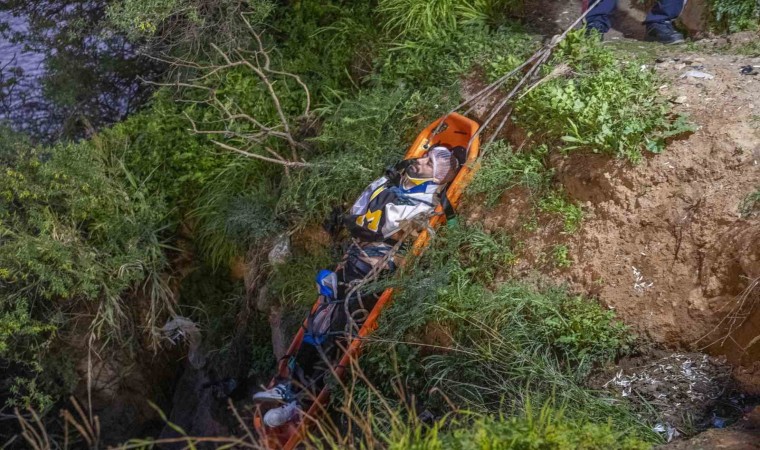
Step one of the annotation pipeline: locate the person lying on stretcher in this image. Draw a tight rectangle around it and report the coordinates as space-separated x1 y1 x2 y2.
253 146 460 428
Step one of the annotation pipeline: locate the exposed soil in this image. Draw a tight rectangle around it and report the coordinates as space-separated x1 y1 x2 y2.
467 41 760 394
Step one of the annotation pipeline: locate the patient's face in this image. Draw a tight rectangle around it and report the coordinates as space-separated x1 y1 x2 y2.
406 156 435 180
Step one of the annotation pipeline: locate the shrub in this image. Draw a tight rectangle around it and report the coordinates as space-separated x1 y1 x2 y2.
514 31 693 162
739 189 760 218
0 131 172 409
708 0 760 32
408 405 651 449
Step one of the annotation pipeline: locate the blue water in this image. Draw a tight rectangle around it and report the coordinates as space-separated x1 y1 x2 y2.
0 11 47 131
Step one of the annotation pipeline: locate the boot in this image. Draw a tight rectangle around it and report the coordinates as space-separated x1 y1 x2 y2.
645 21 685 45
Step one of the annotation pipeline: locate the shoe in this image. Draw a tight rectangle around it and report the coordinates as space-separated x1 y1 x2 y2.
253 383 293 403
584 21 607 40
645 22 685 45
263 401 299 428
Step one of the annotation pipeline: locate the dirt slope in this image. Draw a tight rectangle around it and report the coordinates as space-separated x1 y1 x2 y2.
469 47 760 392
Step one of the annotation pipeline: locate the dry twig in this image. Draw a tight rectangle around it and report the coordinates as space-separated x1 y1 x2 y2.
148 15 313 171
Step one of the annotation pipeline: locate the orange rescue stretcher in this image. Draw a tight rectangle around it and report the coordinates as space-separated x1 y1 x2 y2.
253 112 480 449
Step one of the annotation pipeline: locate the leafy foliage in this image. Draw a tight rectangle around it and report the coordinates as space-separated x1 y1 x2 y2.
513 31 693 162
708 0 760 32
539 190 583 234
0 127 171 409
467 141 552 205
377 0 523 40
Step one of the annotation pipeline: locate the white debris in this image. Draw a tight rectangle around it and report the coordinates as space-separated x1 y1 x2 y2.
163 316 206 369
268 233 292 265
604 353 730 441
680 70 715 80
632 266 654 293
653 423 681 442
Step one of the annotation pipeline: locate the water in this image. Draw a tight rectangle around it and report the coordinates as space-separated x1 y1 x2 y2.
0 9 152 141
0 11 45 76
0 10 52 138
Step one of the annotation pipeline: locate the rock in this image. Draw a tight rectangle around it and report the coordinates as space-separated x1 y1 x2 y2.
673 96 688 104
268 233 292 265
162 316 206 369
679 0 708 34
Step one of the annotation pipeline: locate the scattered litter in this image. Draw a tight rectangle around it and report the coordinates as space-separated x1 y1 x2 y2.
681 70 714 80
740 65 758 76
632 266 654 293
653 423 681 442
162 316 206 369
603 353 731 438
268 233 292 265
672 96 688 104
711 414 727 429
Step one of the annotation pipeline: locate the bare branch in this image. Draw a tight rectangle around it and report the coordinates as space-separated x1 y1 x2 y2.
210 140 311 168
156 31 313 169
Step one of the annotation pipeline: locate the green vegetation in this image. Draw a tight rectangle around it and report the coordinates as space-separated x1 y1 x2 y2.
377 0 522 40
514 32 694 162
468 142 552 205
552 244 572 268
390 406 650 449
0 127 172 410
708 0 760 32
740 189 760 218
539 190 583 234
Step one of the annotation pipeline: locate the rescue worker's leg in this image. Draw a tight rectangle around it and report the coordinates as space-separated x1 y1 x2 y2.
644 0 686 44
584 0 618 35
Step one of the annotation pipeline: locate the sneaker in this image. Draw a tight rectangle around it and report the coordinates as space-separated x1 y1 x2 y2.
584 21 607 40
253 383 293 403
645 22 685 45
263 401 299 428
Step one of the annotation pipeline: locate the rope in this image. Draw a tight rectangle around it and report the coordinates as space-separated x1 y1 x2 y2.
432 0 605 155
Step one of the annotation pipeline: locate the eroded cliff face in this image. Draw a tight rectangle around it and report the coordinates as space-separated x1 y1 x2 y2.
467 47 760 392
